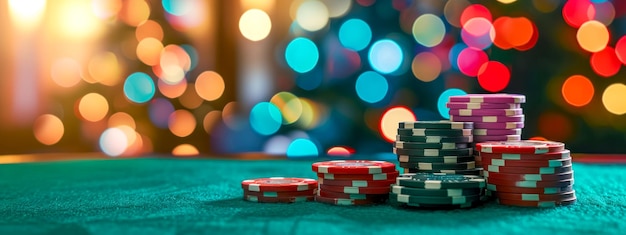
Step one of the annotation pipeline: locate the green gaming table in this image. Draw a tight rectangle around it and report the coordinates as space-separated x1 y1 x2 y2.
0 153 625 235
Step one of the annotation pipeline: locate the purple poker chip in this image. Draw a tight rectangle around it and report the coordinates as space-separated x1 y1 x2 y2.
450 115 525 123
473 128 522 136
446 102 522 110
448 94 526 104
473 122 525 129
473 135 521 142
448 108 523 117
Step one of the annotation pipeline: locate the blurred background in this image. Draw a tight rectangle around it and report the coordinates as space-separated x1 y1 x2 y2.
1 0 626 158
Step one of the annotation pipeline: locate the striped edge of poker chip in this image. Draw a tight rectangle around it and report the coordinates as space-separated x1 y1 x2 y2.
394 141 470 150
473 128 522 136
398 120 474 129
485 178 574 188
398 155 475 164
481 157 572 168
389 192 482 205
476 140 566 154
397 128 473 137
396 135 474 143
243 188 317 197
479 149 571 160
403 168 483 176
450 115 525 123
473 135 521 142
388 195 482 209
396 173 485 189
447 102 522 110
390 184 482 197
490 190 576 201
392 147 473 157
485 164 573 174
448 93 526 104
314 195 387 205
243 194 315 203
496 196 576 207
317 190 390 200
241 177 318 192
318 178 396 187
448 108 523 117
483 170 574 181
317 171 399 180
319 184 391 194
312 160 396 174
399 161 476 171
473 122 524 129
486 184 574 194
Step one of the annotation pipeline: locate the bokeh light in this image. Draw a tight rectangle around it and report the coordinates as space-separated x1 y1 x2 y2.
51 57 82 88
380 106 416 142
322 0 351 18
461 17 495 50
108 112 136 129
124 72 156 104
538 112 573 141
356 71 389 104
285 37 319 73
477 61 510 92
412 14 446 48
338 19 372 51
149 98 175 129
250 102 282 135
168 110 196 137
411 52 442 82
457 47 488 77
295 0 329 32
136 20 164 42
590 47 621 77
8 0 46 29
270 92 303 125
615 36 626 65
239 9 272 41
327 146 353 156
576 20 609 53
33 114 64 146
99 127 128 157
136 37 164 66
602 83 626 115
368 39 403 74
162 0 195 16
172 144 199 156
286 138 319 157
562 75 594 107
562 0 595 28
460 4 492 26
438 88 467 118
443 0 470 28
120 0 150 27
92 0 122 19
158 79 187 99
78 93 109 122
88 52 123 86
195 71 225 101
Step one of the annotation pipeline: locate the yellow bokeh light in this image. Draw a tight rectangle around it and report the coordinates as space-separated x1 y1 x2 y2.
321 0 351 18
136 37 163 66
270 92 303 125
241 0 275 11
172 144 200 156
168 110 196 137
33 114 64 146
296 0 329 32
195 71 225 101
120 0 150 27
239 9 272 41
54 0 104 39
577 20 609 53
8 0 46 30
380 106 416 142
497 0 517 4
50 57 82 88
78 93 109 122
92 0 122 19
88 52 123 86
602 83 626 115
108 112 136 129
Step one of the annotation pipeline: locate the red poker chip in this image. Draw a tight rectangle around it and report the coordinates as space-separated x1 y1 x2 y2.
243 194 314 203
479 149 571 161
486 164 573 174
481 157 572 168
319 178 396 187
496 196 576 207
492 190 576 201
312 160 396 174
241 177 317 192
485 177 574 188
317 190 389 200
314 195 386 205
476 140 566 154
319 184 391 194
243 188 317 198
483 171 574 181
487 184 574 194
317 171 400 181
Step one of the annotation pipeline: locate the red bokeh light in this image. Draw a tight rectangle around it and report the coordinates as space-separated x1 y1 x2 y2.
590 47 621 77
562 0 595 28
477 61 510 92
457 47 488 77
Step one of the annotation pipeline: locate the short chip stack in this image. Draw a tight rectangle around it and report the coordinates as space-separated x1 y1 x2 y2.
389 173 486 209
241 177 318 203
476 140 577 207
393 121 480 175
312 160 398 205
447 93 526 168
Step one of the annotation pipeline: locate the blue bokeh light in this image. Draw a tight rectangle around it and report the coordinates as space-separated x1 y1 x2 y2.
355 71 388 103
437 88 467 119
250 102 282 135
286 138 319 157
162 0 193 16
181 44 199 71
368 39 403 74
448 43 468 71
123 72 155 104
338 19 372 51
285 37 319 73
149 98 175 129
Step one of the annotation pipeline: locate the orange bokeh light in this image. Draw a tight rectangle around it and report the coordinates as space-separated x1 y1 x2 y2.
561 75 594 107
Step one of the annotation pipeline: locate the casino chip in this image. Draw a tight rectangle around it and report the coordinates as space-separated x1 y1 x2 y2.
476 139 577 207
448 93 526 104
241 177 318 203
312 160 397 206
388 173 487 209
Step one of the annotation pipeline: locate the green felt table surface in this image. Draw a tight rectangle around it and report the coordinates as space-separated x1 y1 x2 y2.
0 157 625 235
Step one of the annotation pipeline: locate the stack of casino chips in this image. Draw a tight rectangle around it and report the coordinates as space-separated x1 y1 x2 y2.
389 173 486 209
241 177 318 203
476 140 577 207
447 93 526 168
312 160 398 205
393 121 481 175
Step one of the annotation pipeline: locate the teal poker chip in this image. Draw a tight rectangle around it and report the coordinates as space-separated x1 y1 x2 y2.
396 135 473 143
393 141 469 150
388 192 484 209
393 147 473 157
400 161 476 170
397 128 472 137
396 173 486 189
398 121 474 130
389 191 481 205
398 155 475 164
390 184 482 197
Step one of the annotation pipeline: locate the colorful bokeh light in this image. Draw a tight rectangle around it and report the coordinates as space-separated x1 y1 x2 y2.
368 39 403 74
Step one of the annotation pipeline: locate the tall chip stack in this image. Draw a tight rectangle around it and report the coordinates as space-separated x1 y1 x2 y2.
388 173 486 209
446 94 526 169
393 121 481 175
312 160 398 205
476 140 577 207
